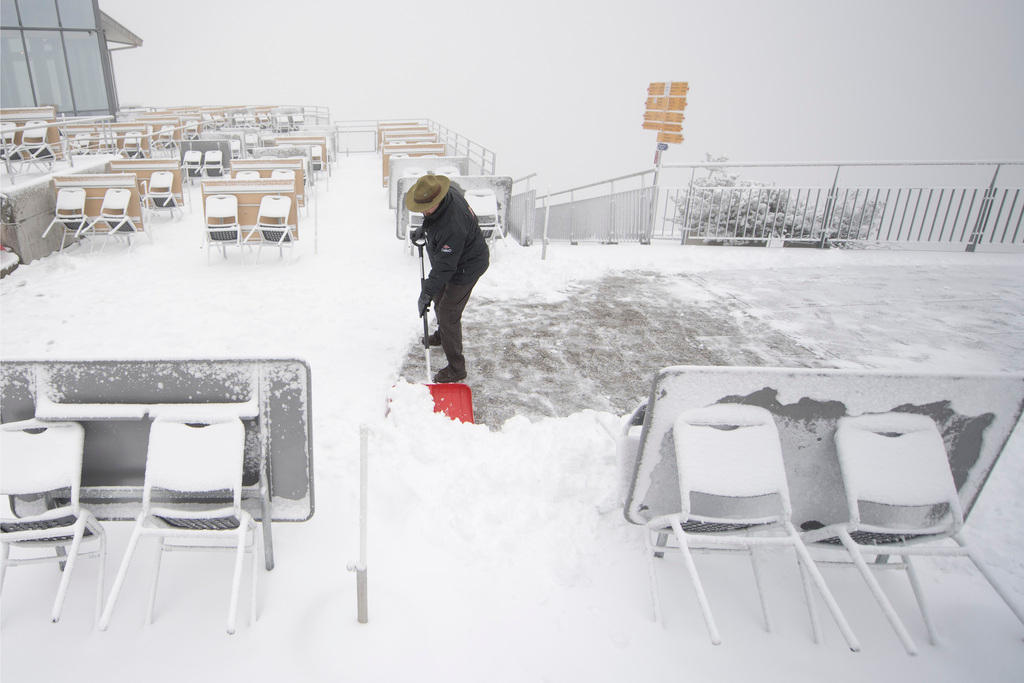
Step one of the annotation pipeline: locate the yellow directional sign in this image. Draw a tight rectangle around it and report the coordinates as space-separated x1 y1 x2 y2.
645 81 688 146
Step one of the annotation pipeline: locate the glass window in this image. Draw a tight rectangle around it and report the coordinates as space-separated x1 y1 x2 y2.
16 0 58 27
1 29 34 107
57 0 93 28
1 0 20 27
63 30 104 110
23 29 72 111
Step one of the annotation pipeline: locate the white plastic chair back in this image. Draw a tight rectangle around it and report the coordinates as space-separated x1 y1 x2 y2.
465 188 498 218
835 412 963 531
230 139 241 157
149 171 173 193
205 150 223 164
235 170 261 180
0 121 16 143
434 165 460 178
311 146 323 161
0 421 85 504
206 194 238 220
270 169 295 181
672 404 792 519
142 420 246 511
258 195 291 223
402 167 426 180
22 120 48 145
55 187 87 217
183 150 202 165
100 188 132 214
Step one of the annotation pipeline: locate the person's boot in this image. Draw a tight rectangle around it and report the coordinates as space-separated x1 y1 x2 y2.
426 330 442 347
432 365 467 383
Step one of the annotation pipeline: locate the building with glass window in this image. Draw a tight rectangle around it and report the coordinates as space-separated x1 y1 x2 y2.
1 0 141 116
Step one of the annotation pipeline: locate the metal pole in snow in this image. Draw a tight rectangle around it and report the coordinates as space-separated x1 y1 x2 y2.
347 424 369 623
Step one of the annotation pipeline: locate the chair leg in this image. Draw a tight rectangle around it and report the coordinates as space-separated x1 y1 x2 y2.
956 533 1024 628
748 542 772 633
795 549 823 644
146 538 164 625
98 522 144 630
903 555 940 645
788 525 861 651
227 524 247 635
644 530 664 625
94 525 106 627
837 528 914 654
51 522 87 623
249 527 260 625
669 518 721 645
1 542 9 592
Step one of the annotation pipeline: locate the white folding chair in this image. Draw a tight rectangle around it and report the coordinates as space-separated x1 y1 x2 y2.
1 419 106 624
254 195 294 263
204 194 243 263
141 171 181 219
229 139 241 160
802 412 1024 655
310 145 323 172
81 188 140 252
182 150 203 181
153 125 177 157
184 120 200 140
234 170 261 181
41 187 89 251
646 403 860 650
203 150 224 178
12 120 56 173
465 188 504 244
98 419 259 634
121 130 144 159
0 121 17 161
433 165 460 179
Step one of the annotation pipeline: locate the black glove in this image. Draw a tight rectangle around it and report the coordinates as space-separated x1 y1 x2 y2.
410 226 426 244
418 290 431 317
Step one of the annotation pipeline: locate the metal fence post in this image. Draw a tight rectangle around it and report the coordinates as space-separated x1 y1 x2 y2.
608 180 617 244
967 164 1002 252
680 166 696 244
819 165 842 247
542 190 551 260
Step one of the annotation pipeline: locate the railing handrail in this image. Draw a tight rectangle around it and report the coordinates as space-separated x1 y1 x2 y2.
541 169 655 200
661 159 1024 169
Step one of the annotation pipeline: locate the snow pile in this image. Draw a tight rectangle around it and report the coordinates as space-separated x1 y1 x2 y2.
373 380 624 586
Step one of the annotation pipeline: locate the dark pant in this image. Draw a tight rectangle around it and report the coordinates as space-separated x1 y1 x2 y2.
431 280 478 375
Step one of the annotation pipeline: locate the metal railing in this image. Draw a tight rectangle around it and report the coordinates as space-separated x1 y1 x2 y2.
425 120 496 176
529 161 1024 251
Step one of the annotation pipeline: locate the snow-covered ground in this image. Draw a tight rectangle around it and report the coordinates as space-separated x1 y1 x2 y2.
2 154 1024 681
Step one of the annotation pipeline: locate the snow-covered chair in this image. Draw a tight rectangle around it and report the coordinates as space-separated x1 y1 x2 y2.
183 119 200 140
310 145 324 172
0 121 17 161
1 419 106 624
229 138 241 160
254 195 294 263
12 120 56 173
98 418 260 634
802 412 1024 655
141 171 181 219
153 125 177 156
120 130 144 158
183 149 203 180
81 188 141 252
203 150 225 177
204 194 243 263
234 170 261 181
646 403 860 650
465 188 504 244
41 187 89 251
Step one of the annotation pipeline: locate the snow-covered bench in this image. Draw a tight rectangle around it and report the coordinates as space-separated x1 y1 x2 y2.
622 365 1024 531
0 359 315 570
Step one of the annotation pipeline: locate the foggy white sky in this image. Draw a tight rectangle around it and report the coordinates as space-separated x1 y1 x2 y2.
100 0 1024 190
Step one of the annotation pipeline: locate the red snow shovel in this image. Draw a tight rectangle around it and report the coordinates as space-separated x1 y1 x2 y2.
414 237 474 423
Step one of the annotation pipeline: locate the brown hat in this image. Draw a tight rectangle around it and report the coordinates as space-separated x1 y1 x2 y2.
404 173 451 213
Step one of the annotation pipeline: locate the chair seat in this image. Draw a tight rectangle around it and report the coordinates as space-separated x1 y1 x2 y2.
811 529 927 546
154 515 241 530
1 514 94 542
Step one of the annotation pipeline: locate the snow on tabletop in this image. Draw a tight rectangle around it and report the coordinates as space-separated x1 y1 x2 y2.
837 413 958 507
0 422 83 495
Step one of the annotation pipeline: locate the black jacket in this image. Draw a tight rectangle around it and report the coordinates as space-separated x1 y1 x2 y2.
421 186 489 297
